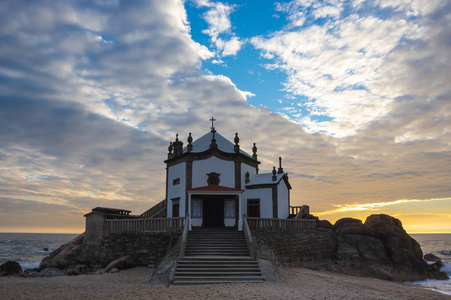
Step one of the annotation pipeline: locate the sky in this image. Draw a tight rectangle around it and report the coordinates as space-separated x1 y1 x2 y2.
0 0 450 233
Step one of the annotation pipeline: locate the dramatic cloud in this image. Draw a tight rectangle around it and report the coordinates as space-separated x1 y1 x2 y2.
252 0 451 137
0 0 449 233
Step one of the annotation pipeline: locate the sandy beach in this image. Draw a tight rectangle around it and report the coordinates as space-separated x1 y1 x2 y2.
0 267 449 300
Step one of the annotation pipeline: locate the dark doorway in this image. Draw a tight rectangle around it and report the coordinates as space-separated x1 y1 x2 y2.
203 197 224 228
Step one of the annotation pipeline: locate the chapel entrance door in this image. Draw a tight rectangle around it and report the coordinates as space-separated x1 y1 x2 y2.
203 197 224 228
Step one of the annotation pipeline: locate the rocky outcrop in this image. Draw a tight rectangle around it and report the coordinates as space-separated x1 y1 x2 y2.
424 253 442 262
255 214 449 282
39 234 84 270
0 261 23 276
39 231 180 274
316 219 333 229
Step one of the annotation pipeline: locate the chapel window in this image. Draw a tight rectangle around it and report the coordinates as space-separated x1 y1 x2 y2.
247 199 260 218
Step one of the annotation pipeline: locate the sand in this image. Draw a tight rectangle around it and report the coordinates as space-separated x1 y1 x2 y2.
0 267 449 300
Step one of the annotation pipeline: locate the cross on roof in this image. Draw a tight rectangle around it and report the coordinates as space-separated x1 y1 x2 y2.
210 116 216 131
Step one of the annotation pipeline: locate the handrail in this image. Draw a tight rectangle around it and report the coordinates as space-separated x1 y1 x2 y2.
104 217 184 232
140 199 167 218
243 215 256 259
180 214 189 257
246 217 316 231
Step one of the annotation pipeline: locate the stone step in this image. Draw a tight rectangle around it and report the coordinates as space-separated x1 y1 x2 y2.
176 271 262 276
177 265 260 272
186 245 248 249
185 249 249 253
173 230 263 285
185 251 249 256
173 276 264 282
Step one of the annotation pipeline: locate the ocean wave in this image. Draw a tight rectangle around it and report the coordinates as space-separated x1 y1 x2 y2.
33 248 53 253
20 262 40 270
405 262 451 296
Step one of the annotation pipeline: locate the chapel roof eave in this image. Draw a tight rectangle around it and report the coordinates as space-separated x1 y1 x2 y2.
245 173 292 190
164 146 260 166
187 185 244 195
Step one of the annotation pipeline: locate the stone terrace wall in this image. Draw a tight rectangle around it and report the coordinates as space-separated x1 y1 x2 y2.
253 228 337 268
83 231 180 268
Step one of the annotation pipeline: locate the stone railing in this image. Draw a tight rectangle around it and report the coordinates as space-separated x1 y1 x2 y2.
180 215 190 257
243 215 256 258
246 217 316 231
140 199 167 218
104 217 185 232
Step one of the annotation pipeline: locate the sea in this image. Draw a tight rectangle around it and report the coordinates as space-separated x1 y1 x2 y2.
0 233 450 295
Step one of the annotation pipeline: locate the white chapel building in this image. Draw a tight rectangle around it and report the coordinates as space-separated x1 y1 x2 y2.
165 118 291 231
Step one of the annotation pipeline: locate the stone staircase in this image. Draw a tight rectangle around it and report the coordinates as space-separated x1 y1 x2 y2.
173 229 264 285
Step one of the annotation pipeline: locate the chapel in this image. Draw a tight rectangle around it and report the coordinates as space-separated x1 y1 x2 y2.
165 117 291 231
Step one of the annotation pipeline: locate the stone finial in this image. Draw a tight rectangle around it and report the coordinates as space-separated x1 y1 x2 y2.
187 132 193 152
278 156 284 174
245 171 250 184
234 133 240 153
252 143 257 160
173 133 183 156
168 142 173 159
210 129 217 149
272 166 277 181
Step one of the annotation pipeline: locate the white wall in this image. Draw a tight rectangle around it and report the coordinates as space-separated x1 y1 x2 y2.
241 163 257 189
192 156 234 188
167 162 186 217
243 188 273 218
277 181 289 219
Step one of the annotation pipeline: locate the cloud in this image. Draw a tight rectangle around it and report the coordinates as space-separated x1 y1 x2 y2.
0 0 449 233
194 0 244 57
317 197 451 215
252 0 450 138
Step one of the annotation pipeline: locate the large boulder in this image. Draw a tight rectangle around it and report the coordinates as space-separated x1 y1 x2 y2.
424 253 441 262
331 235 396 280
40 234 84 270
316 219 333 229
333 218 374 237
364 214 448 281
255 214 448 282
0 261 22 276
105 256 136 273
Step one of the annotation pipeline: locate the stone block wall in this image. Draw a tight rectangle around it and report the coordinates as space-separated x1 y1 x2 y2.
253 228 337 268
83 231 180 268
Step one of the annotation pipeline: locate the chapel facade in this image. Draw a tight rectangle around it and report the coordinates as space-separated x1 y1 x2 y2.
165 118 291 231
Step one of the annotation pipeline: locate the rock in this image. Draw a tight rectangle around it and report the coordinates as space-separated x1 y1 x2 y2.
109 268 119 273
365 214 448 281
333 218 374 237
75 264 88 275
316 219 333 229
0 261 22 276
66 268 77 276
333 218 362 229
255 213 449 282
40 234 84 270
332 235 397 280
43 248 49 252
105 256 136 273
66 264 88 276
424 253 441 262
